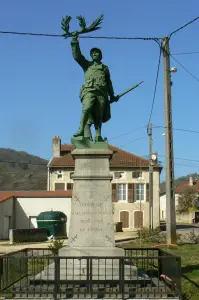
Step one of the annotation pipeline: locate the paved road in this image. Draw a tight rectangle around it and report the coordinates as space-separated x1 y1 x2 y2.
161 223 199 242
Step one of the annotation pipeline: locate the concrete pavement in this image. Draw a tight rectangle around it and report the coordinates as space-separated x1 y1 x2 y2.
0 230 138 255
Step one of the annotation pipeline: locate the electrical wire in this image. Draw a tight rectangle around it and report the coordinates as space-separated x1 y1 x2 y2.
172 51 199 56
148 42 162 125
153 125 199 134
159 154 199 164
109 126 147 141
0 30 161 41
174 162 199 168
169 16 199 37
117 136 148 148
170 55 199 83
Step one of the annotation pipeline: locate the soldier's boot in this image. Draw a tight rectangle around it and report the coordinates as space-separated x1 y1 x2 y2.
84 123 93 141
94 123 104 142
73 111 89 137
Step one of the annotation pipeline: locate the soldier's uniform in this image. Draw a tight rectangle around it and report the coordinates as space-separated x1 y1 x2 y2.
71 39 115 140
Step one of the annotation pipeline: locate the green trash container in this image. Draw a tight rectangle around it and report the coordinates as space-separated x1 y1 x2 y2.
36 211 67 238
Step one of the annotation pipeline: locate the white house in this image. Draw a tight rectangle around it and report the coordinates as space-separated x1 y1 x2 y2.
160 176 199 223
0 191 72 240
47 136 162 229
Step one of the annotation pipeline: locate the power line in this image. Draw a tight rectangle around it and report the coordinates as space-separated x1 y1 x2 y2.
162 162 199 169
109 126 147 141
153 124 199 134
159 154 199 164
169 16 199 37
148 43 162 125
0 30 160 41
172 51 199 56
170 55 199 83
118 135 147 148
174 163 199 168
162 161 199 168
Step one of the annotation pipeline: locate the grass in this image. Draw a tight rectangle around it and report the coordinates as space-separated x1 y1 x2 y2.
119 240 199 300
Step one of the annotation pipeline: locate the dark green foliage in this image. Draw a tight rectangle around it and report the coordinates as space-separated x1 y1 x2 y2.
48 239 64 256
177 188 199 213
137 227 167 244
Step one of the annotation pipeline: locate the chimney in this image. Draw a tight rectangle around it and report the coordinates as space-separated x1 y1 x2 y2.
52 136 61 157
189 175 193 186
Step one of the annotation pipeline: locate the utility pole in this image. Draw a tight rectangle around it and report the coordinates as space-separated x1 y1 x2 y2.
162 36 176 244
147 123 153 230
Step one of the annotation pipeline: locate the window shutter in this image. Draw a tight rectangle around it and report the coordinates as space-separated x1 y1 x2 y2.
132 171 139 179
128 183 135 203
146 183 149 202
55 183 65 190
67 183 73 190
112 184 117 202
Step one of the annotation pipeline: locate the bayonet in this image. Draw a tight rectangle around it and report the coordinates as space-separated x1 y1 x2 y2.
110 81 144 103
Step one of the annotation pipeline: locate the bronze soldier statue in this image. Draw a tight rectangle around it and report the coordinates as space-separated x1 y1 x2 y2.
71 32 119 142
62 15 143 144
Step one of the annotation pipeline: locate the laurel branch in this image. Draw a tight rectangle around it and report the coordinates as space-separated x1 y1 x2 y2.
61 14 104 38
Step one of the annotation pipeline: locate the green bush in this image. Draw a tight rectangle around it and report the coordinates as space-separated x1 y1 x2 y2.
186 229 199 244
48 239 64 256
137 227 166 244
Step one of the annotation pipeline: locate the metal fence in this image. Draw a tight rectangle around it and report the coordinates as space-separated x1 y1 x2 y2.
0 247 181 299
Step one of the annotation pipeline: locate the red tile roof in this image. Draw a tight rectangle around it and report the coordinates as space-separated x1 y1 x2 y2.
176 181 199 193
50 144 162 169
0 190 72 203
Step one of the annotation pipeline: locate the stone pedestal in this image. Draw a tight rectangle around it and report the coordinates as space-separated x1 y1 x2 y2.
63 148 124 257
32 148 138 286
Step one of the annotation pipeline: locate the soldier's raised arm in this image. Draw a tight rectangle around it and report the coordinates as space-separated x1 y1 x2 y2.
70 32 89 70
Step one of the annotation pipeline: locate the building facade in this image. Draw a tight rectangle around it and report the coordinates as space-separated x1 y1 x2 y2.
160 176 199 223
0 191 72 239
47 136 162 229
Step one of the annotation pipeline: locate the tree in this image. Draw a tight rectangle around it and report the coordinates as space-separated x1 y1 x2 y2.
177 188 199 213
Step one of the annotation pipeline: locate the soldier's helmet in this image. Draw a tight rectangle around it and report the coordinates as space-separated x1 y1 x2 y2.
90 48 102 60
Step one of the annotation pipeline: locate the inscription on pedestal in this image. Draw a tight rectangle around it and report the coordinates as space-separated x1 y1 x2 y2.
68 150 115 248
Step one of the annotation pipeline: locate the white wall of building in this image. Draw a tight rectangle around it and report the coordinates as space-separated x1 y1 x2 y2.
15 197 71 235
0 198 14 239
160 193 179 220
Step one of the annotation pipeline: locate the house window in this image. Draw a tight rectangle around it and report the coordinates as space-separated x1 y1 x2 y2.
114 172 123 179
136 183 145 201
55 182 65 190
70 172 74 179
57 171 63 180
132 171 142 179
117 184 127 201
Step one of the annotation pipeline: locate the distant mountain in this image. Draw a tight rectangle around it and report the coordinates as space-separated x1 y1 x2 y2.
160 173 199 194
0 148 48 191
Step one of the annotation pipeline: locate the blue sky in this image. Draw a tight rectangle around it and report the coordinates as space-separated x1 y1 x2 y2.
1 0 199 181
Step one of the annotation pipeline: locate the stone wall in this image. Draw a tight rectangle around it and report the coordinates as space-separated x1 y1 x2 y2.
9 228 48 244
